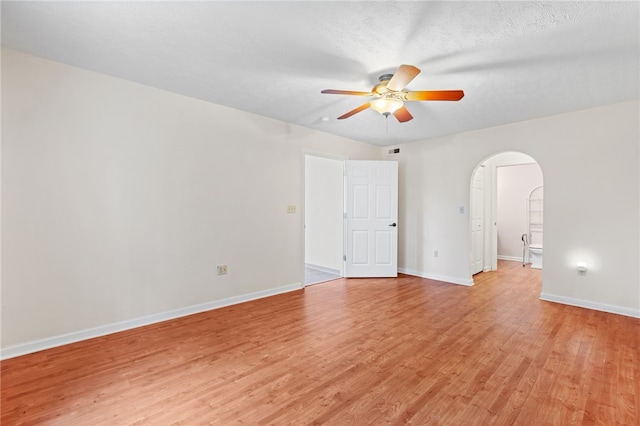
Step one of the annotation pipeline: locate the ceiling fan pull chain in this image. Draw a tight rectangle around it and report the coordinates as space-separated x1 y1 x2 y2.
386 113 390 136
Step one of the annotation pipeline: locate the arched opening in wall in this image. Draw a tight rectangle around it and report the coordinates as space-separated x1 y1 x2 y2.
469 152 543 277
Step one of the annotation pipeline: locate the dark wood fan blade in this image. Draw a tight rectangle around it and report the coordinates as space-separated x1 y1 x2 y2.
405 90 465 101
393 106 413 123
321 89 373 96
387 65 421 91
337 103 371 120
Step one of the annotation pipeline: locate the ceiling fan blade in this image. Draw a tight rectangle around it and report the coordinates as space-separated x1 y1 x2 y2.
337 103 371 120
386 64 421 91
321 89 373 96
393 106 413 123
405 90 465 101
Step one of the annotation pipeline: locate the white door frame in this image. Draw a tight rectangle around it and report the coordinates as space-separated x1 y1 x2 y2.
303 152 346 287
470 165 485 275
470 152 541 278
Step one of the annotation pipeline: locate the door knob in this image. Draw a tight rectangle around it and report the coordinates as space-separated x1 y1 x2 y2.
389 223 397 227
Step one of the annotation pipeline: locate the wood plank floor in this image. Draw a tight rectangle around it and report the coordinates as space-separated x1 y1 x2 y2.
2 260 639 425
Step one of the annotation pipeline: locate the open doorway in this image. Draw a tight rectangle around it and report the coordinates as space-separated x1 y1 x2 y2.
470 152 543 276
304 154 343 285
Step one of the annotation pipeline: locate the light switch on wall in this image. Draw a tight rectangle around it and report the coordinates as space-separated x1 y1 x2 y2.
287 205 297 214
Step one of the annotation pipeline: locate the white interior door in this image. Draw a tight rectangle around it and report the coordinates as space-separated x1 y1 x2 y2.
471 166 484 275
344 160 398 278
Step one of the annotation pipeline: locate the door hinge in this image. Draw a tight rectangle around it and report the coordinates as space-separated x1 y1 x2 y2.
343 255 346 261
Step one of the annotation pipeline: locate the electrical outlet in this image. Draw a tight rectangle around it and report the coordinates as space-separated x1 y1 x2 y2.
217 265 228 275
434 250 439 257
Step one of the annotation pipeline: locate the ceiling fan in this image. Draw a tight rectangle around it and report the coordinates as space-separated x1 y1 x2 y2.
321 64 464 123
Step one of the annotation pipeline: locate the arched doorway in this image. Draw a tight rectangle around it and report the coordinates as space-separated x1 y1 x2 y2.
470 152 543 275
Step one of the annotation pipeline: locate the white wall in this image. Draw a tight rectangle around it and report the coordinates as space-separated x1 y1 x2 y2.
304 155 343 272
3 49 639 358
1 49 380 354
497 163 543 259
392 99 639 317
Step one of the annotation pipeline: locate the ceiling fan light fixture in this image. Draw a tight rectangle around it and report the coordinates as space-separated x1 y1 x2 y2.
370 98 403 115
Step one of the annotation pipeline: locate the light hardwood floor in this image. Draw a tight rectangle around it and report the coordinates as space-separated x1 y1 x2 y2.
2 261 639 425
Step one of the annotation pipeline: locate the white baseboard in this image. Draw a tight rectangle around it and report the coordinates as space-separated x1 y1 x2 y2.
304 263 340 275
540 292 640 319
1 282 303 360
398 268 474 286
497 255 526 262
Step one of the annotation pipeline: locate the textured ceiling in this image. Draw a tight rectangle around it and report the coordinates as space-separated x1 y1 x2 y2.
2 1 639 146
